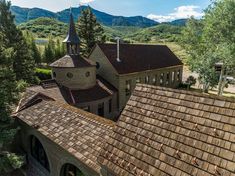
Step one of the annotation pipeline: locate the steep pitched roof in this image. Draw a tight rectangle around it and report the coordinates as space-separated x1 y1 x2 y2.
16 98 115 174
99 84 235 176
63 13 80 44
97 44 183 75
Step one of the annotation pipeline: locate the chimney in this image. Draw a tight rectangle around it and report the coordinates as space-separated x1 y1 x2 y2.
115 37 121 62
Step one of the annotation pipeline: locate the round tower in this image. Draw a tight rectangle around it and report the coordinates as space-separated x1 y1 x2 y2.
50 12 96 90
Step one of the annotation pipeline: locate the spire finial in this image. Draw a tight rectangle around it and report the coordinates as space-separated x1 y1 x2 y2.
63 6 80 55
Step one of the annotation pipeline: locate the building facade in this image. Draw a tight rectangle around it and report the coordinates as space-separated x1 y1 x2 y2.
89 44 183 111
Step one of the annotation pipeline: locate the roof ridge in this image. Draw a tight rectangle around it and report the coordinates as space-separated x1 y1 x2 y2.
136 84 235 103
50 101 116 127
98 43 168 47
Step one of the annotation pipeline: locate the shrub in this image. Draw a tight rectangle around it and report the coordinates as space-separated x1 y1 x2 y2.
35 68 52 81
186 76 197 87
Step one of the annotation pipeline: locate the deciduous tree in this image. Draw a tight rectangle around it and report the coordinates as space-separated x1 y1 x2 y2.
181 0 235 95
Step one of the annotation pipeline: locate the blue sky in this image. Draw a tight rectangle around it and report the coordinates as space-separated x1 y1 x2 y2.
10 0 211 22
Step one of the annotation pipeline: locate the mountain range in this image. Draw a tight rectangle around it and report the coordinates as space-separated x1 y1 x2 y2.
11 6 158 27
11 6 187 27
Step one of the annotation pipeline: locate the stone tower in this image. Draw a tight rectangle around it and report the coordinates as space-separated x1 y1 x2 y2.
50 12 96 90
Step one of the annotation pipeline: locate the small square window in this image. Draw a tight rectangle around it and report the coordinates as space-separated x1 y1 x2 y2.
145 76 150 84
153 75 157 85
126 80 131 96
177 70 181 81
160 73 164 86
172 71 175 82
136 78 141 84
166 72 170 85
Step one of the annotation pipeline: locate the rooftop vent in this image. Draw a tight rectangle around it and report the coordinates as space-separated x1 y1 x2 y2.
214 128 218 136
214 165 220 175
192 157 198 166
175 150 181 158
160 143 164 151
115 37 121 62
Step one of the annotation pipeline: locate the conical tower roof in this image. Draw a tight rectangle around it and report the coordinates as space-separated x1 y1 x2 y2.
63 12 80 44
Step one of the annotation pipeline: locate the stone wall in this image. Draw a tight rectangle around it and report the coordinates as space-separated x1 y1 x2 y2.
18 121 100 176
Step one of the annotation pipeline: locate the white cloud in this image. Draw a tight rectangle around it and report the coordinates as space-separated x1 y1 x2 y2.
147 5 204 23
80 0 95 5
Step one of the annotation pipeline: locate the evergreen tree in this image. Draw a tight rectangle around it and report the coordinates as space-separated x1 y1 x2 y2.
43 37 55 63
24 31 42 64
54 39 66 59
78 7 106 57
0 0 36 83
0 1 25 173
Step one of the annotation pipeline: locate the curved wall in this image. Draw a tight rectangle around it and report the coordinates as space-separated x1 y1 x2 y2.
52 67 96 90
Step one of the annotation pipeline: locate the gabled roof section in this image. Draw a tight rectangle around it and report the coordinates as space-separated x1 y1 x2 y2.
99 84 235 176
63 13 80 44
16 100 115 174
16 89 54 112
50 55 95 68
22 76 117 105
98 44 183 75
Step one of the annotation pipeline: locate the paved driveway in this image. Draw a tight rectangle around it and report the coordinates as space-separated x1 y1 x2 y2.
183 66 235 94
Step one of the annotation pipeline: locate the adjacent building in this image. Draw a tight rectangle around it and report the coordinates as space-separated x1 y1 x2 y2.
89 43 183 111
15 84 235 176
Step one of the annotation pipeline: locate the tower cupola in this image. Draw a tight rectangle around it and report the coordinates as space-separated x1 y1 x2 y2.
63 12 80 55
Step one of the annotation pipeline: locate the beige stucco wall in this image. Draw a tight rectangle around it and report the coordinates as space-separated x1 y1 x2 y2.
76 92 118 120
89 46 119 89
52 67 96 90
18 121 100 176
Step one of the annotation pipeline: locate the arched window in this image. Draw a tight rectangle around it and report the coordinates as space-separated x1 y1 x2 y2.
31 136 50 172
61 163 84 176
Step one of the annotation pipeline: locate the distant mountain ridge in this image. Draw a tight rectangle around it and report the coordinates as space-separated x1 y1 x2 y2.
11 5 158 27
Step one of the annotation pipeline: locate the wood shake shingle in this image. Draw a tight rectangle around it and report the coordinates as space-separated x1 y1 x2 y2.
99 84 235 176
16 98 115 173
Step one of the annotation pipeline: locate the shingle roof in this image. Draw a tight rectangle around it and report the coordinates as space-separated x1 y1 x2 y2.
98 84 235 176
50 55 95 68
97 44 183 75
26 77 116 105
16 99 115 174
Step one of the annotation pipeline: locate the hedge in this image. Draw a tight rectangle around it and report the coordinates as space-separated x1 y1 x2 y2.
35 68 52 81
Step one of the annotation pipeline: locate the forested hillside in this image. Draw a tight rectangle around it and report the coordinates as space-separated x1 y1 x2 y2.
19 17 183 43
